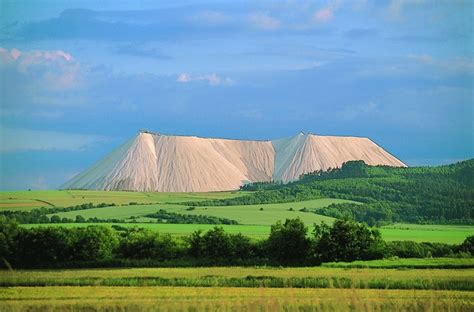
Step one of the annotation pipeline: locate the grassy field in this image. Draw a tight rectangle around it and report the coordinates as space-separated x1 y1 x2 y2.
43 198 348 225
379 223 474 244
1 264 473 311
2 261 473 281
0 190 245 211
2 286 472 311
3 190 474 243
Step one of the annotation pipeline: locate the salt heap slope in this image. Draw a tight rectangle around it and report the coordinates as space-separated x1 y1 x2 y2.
62 131 406 192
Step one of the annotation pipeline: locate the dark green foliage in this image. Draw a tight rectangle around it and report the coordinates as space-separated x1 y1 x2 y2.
145 209 238 224
189 186 323 206
15 227 75 263
186 227 255 262
0 202 145 224
312 220 386 263
0 217 20 260
386 241 457 258
0 218 470 268
118 228 181 260
458 236 474 255
199 159 474 224
73 226 119 261
266 218 310 264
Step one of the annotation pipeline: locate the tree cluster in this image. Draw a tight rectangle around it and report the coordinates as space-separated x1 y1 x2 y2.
1 217 470 268
145 209 238 224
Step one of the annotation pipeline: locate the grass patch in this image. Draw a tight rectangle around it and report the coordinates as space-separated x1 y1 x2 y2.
0 190 245 211
322 257 474 269
2 264 473 289
1 287 472 312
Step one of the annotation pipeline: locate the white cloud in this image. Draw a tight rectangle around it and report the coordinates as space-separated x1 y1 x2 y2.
0 127 108 152
408 54 434 64
388 0 425 18
238 109 264 120
338 101 380 120
313 8 334 23
248 13 281 30
407 54 474 74
176 72 234 86
0 47 81 91
177 73 191 82
192 10 234 26
312 1 341 23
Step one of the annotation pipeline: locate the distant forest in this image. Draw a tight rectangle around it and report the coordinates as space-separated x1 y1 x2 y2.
191 159 474 225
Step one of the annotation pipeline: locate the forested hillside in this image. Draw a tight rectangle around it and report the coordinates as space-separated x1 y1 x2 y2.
192 159 474 225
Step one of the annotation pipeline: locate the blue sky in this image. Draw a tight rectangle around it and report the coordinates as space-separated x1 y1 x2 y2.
0 0 472 190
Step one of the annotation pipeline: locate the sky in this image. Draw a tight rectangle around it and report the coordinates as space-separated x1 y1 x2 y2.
0 0 473 190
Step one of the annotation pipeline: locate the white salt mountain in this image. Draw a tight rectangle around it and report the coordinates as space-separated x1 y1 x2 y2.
61 131 406 192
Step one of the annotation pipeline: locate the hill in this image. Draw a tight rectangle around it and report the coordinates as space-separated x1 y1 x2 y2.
197 159 474 225
61 131 405 192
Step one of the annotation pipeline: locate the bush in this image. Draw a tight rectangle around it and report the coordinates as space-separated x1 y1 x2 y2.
14 227 75 264
118 228 180 260
313 220 386 263
266 218 310 264
73 226 119 261
459 236 474 255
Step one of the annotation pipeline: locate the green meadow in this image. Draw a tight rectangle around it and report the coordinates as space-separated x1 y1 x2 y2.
2 264 473 311
0 190 245 211
3 190 473 244
44 198 348 225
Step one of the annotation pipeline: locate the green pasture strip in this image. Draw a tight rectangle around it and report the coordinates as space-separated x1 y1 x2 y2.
44 198 346 226
322 258 474 269
379 224 474 244
1 266 473 290
0 190 244 211
46 204 184 220
1 287 472 312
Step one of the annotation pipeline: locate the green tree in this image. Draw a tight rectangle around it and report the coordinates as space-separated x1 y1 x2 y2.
0 217 20 262
313 220 385 263
459 235 474 255
201 226 232 260
267 218 310 264
73 226 118 261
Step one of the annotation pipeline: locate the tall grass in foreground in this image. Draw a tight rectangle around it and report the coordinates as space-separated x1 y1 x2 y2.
1 275 472 291
1 287 473 312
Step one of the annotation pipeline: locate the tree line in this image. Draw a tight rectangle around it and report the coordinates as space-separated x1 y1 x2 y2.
1 217 472 268
0 207 239 225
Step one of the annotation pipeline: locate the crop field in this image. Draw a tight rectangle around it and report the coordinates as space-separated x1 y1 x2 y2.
2 286 472 311
0 190 245 211
1 264 473 311
43 198 348 225
379 223 474 244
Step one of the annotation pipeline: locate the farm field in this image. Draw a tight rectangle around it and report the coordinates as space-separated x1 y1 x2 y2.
2 286 472 311
3 190 474 243
379 223 474 244
3 261 474 282
43 198 349 225
1 264 473 311
23 222 474 244
0 190 245 211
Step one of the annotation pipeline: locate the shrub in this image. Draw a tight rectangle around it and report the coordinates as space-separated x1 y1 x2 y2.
313 220 386 263
267 218 310 264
